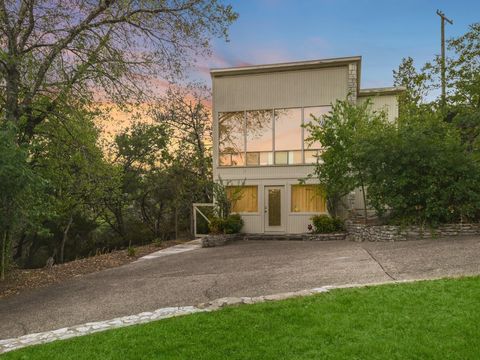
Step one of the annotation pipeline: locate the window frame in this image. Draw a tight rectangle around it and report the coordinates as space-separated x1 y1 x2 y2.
217 105 330 168
289 184 327 215
226 185 259 214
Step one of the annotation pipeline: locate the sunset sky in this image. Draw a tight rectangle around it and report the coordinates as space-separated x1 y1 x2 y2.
192 0 480 89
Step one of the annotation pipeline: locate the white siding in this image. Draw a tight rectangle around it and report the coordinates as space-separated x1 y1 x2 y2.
224 178 323 234
213 66 348 112
210 61 382 234
357 94 399 122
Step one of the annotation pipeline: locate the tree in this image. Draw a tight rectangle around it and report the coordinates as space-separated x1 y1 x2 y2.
0 125 40 278
362 114 480 225
104 122 171 245
31 107 111 263
152 84 213 201
0 0 237 142
445 23 480 111
393 57 430 116
444 23 480 153
305 99 387 220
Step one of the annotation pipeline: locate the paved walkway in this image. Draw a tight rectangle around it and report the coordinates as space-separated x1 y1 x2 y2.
0 237 479 341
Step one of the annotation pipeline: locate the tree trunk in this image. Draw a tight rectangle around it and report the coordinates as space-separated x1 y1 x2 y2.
1 229 10 281
361 182 368 225
5 64 20 124
14 232 26 260
59 215 73 264
174 204 178 240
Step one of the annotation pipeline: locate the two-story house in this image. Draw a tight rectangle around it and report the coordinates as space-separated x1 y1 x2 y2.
211 56 402 234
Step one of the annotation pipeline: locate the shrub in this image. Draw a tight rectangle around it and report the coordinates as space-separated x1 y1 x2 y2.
310 215 345 233
127 246 136 257
208 217 225 234
223 214 244 234
208 214 244 234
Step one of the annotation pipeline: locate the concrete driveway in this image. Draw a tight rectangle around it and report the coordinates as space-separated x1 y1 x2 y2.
1 237 479 339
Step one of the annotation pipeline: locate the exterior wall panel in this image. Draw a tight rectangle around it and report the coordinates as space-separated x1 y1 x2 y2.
358 94 399 122
213 66 348 112
210 59 400 234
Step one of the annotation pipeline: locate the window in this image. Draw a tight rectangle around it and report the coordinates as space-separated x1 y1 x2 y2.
291 185 326 213
304 106 331 150
227 186 258 213
246 110 273 165
304 150 319 164
275 108 302 164
218 105 331 167
219 112 245 166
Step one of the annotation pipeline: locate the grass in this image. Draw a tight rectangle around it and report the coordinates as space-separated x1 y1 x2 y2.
5 277 480 360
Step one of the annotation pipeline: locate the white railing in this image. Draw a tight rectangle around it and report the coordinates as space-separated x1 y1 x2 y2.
192 203 214 238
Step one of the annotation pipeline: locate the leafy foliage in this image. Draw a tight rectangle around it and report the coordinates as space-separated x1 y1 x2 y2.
363 113 480 225
208 214 244 234
310 215 345 234
305 98 387 217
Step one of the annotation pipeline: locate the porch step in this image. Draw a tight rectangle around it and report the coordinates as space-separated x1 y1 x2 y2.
243 234 305 241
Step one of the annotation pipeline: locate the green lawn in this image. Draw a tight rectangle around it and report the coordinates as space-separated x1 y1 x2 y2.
5 277 480 360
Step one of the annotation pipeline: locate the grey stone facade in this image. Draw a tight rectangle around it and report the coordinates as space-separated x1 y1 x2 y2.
347 62 357 102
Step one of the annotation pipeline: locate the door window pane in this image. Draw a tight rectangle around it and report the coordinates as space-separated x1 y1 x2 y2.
227 186 258 213
304 106 331 149
275 108 302 152
268 189 281 226
291 185 326 212
246 110 273 165
219 112 245 166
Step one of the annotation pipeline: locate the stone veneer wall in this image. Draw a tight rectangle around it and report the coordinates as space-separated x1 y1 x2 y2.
201 233 243 247
303 233 346 241
347 62 357 102
346 221 480 242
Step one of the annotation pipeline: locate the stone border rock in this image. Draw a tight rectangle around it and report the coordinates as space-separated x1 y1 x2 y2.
0 306 204 354
0 277 439 354
346 222 480 242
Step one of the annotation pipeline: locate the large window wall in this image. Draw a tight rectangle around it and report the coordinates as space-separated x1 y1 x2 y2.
218 106 331 167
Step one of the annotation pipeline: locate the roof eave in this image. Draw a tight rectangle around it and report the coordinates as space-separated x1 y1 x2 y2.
210 56 362 77
358 86 406 96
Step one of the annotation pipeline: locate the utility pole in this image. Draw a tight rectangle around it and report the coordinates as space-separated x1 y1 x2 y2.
436 10 453 108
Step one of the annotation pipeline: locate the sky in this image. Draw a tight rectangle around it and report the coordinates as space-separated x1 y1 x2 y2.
192 0 480 89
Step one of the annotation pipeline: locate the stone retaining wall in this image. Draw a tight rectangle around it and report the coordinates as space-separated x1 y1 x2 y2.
303 233 347 241
202 232 347 247
346 222 480 242
201 234 243 247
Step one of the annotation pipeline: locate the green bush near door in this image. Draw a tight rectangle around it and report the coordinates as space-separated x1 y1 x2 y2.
310 214 345 233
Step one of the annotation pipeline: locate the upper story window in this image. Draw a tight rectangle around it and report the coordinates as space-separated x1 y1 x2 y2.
303 106 331 164
275 108 302 165
218 105 331 167
246 110 273 166
219 112 245 166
